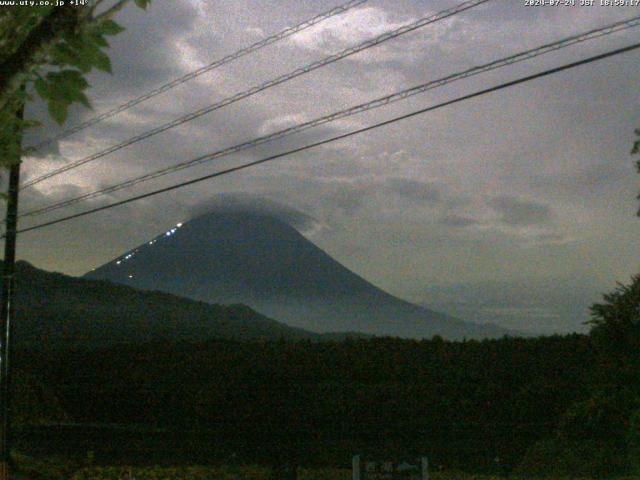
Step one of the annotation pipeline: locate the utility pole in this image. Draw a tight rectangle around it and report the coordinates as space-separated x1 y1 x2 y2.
0 102 24 480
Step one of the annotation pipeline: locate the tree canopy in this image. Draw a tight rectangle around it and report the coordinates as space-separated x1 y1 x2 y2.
0 0 150 167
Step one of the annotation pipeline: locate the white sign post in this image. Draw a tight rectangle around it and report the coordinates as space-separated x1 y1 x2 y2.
421 457 428 480
352 455 428 480
353 455 361 480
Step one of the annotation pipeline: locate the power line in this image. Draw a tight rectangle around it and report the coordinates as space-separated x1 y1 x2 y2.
20 15 640 219
26 0 369 153
9 41 640 238
20 0 491 190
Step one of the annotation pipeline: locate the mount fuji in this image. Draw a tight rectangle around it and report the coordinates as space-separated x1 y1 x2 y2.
85 208 510 339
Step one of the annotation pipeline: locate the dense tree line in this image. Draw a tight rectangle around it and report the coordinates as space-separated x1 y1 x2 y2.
12 334 595 474
7 272 640 478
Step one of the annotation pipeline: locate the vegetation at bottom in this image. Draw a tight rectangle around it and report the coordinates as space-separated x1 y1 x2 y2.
13 462 640 480
7 274 639 480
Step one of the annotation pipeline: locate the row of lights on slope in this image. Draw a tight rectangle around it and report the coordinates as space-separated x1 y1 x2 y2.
115 222 183 267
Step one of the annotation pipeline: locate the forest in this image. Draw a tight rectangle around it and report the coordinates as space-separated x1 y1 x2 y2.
10 274 640 479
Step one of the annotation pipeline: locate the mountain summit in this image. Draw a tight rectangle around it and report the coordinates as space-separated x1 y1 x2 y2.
85 209 509 339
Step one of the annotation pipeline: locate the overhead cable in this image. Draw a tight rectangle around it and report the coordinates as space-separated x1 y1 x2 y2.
20 15 640 219
10 41 640 237
21 0 491 189
26 0 370 152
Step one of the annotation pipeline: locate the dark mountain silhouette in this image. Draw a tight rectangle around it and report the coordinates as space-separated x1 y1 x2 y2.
8 261 332 349
85 210 510 339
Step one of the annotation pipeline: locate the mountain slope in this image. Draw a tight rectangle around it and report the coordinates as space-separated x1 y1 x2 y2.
9 261 323 348
85 210 510 339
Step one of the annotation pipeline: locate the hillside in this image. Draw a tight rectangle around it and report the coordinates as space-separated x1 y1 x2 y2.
86 210 511 339
8 261 324 348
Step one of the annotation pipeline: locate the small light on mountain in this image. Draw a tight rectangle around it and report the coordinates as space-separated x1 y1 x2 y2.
116 261 121 265
166 232 171 237
128 274 133 278
171 228 177 234
177 223 183 228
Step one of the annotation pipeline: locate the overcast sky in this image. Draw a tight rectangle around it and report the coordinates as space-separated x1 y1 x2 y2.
12 0 640 334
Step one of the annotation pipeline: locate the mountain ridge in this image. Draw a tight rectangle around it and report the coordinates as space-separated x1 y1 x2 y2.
8 260 365 349
86 209 512 339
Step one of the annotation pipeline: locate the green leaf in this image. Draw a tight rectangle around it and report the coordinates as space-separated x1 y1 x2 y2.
97 19 125 36
76 91 91 109
134 0 151 10
58 69 88 89
88 32 109 48
48 100 68 124
46 70 88 103
50 44 76 65
90 49 112 73
39 70 92 120
51 43 92 73
70 37 112 73
34 78 49 100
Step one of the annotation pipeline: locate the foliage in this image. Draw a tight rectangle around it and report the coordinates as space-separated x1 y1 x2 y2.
12 372 67 425
43 463 640 480
589 274 640 339
633 128 640 215
0 0 151 167
627 407 640 475
521 391 639 477
14 334 595 475
557 390 639 445
517 437 631 479
71 465 272 480
7 266 640 477
13 452 84 480
588 274 640 394
517 275 640 477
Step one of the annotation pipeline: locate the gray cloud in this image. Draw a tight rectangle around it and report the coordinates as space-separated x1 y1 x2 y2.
189 193 321 235
385 177 442 204
490 195 553 227
438 214 479 228
329 187 370 216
